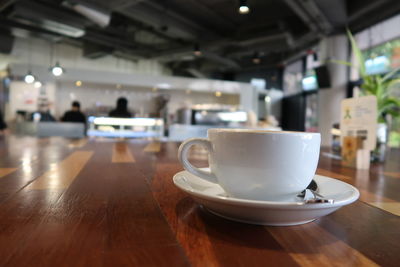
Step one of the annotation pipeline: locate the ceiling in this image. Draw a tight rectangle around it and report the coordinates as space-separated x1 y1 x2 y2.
1 0 400 79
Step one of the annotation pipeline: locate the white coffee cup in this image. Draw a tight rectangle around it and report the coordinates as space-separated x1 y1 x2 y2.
178 129 321 201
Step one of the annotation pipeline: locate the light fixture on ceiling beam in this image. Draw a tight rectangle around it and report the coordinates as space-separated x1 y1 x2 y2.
25 39 35 84
194 43 202 56
34 81 42 88
24 71 35 84
67 2 111 28
238 0 250 14
51 62 64 76
252 52 261 64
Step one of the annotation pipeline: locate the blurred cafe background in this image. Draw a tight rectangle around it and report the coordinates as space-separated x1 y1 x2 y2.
0 0 399 151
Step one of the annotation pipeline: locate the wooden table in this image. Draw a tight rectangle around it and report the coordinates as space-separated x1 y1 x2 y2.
0 136 399 266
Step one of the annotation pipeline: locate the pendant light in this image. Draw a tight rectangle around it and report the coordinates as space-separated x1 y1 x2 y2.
25 38 35 84
34 81 42 88
24 71 35 84
252 52 261 64
51 61 64 76
194 43 201 56
239 0 250 14
50 42 64 77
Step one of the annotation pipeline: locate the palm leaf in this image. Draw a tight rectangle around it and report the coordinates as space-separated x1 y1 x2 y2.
382 66 400 82
386 109 400 117
375 76 384 100
346 29 367 77
387 78 400 90
378 98 400 115
381 78 400 98
330 59 353 67
362 76 377 94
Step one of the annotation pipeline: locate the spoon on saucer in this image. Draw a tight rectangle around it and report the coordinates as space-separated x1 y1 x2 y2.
298 189 335 204
297 180 334 204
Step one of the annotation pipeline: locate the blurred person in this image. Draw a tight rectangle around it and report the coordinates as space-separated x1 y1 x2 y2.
61 101 86 123
0 109 7 135
109 97 132 118
30 105 56 122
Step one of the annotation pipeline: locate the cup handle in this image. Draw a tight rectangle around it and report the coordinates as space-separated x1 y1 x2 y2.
178 138 217 183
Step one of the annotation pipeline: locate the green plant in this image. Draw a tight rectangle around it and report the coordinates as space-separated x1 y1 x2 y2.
332 29 400 123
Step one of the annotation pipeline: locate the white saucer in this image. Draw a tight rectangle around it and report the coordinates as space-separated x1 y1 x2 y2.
173 169 360 226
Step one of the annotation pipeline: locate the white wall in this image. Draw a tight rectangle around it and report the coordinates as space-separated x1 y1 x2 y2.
55 81 239 119
7 63 253 119
4 36 170 76
6 80 239 121
9 63 249 95
7 81 56 121
2 37 263 122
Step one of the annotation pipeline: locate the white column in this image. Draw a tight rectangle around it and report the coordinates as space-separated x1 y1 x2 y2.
318 34 348 146
240 84 258 115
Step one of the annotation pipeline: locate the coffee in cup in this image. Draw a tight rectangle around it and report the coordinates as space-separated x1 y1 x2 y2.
178 129 321 201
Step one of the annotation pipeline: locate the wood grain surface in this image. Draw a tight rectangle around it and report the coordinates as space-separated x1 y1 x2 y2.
0 168 17 178
0 136 399 266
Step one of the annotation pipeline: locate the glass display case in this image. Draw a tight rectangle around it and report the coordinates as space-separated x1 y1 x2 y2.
87 117 164 138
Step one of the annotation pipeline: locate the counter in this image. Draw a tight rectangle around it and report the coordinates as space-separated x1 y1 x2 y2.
0 136 399 266
87 117 164 138
15 121 85 138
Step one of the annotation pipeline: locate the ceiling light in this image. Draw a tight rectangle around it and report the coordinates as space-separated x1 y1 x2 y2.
24 71 35 84
252 52 261 64
70 3 111 28
75 80 82 87
239 0 250 14
215 91 222 97
194 43 201 56
51 62 64 76
252 58 261 64
34 81 42 88
156 83 171 89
